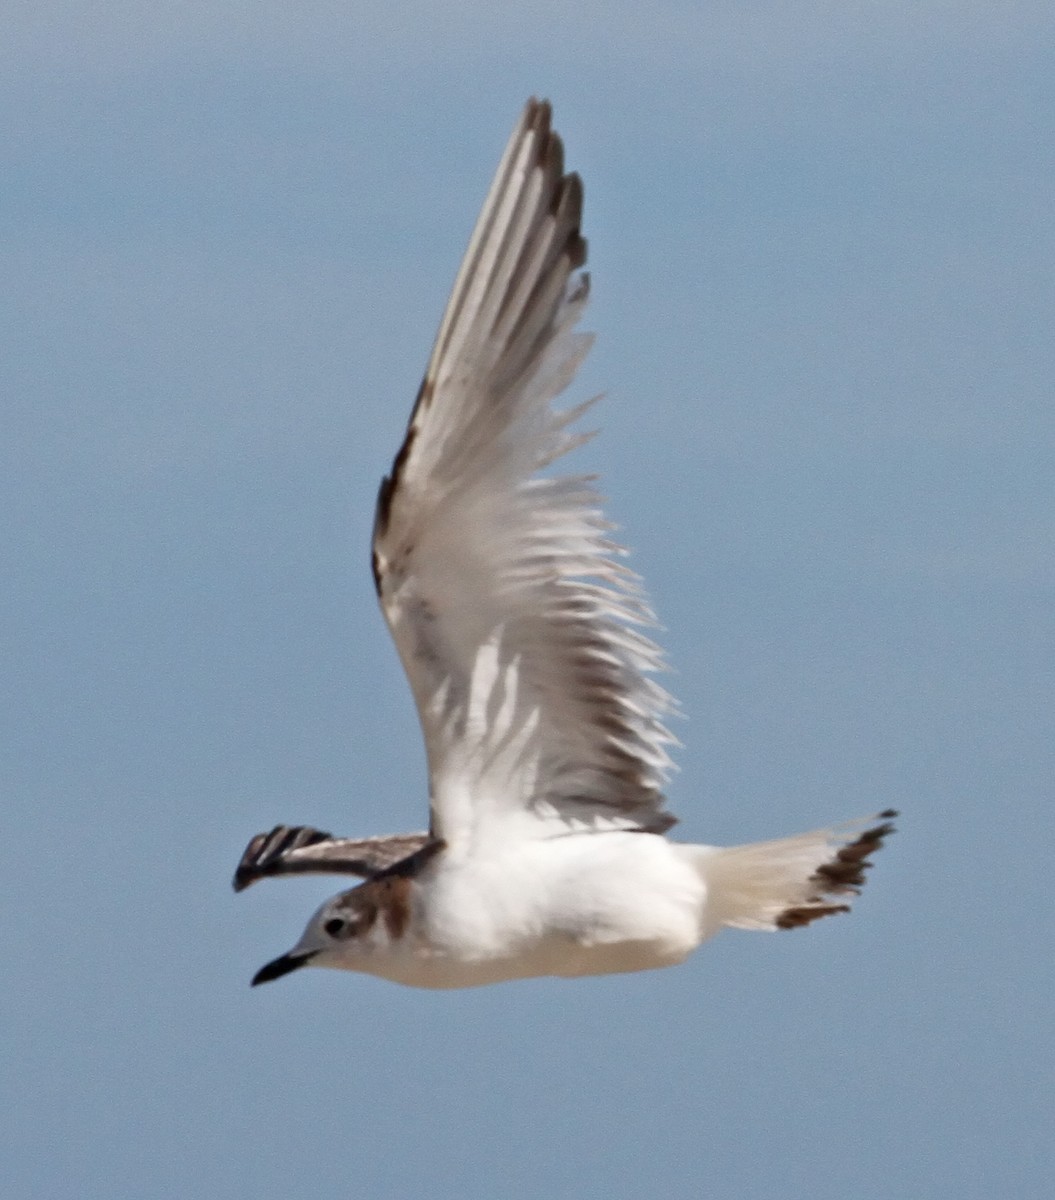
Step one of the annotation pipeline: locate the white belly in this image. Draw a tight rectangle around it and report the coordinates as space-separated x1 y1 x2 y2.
357 832 708 990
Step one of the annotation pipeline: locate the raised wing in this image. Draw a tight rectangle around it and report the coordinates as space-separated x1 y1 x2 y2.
372 99 677 848
232 825 430 891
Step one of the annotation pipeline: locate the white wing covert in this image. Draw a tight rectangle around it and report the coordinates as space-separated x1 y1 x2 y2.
372 100 677 848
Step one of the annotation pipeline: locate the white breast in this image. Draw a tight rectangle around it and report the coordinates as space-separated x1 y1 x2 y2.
360 832 709 990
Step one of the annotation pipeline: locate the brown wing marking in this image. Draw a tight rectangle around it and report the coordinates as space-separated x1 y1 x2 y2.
232 825 431 892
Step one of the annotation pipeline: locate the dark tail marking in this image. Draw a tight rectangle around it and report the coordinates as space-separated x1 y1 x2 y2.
776 810 898 931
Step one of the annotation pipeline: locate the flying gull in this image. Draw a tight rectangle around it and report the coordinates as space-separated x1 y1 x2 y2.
236 99 896 989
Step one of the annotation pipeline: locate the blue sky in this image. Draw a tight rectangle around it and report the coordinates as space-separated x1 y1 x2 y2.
3 3 1053 1198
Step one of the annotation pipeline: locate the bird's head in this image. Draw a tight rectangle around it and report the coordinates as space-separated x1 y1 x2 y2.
251 876 407 986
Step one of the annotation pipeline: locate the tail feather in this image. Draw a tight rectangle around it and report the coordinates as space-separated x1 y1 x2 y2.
699 811 897 934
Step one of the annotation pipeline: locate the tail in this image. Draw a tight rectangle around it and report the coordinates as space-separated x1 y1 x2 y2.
696 811 897 934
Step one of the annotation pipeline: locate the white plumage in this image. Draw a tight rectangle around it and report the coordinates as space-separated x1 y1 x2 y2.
238 100 896 991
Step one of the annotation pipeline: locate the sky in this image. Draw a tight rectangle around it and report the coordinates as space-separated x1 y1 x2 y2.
3 3 1053 1198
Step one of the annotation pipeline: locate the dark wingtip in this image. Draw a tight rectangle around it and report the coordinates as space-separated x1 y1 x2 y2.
233 826 334 893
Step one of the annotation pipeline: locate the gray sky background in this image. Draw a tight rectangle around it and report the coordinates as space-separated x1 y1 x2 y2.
4 4 1053 1198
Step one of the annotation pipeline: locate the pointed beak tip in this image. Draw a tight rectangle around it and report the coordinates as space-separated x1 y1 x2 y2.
250 951 314 987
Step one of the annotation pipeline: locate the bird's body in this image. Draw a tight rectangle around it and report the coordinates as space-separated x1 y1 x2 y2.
238 99 896 991
324 831 705 990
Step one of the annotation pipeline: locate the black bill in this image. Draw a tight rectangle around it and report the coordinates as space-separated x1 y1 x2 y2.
250 951 316 987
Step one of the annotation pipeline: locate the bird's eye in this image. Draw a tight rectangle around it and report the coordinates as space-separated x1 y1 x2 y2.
324 917 346 938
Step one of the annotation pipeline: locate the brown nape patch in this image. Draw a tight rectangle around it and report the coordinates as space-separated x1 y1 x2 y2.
368 838 443 937
337 875 414 941
377 876 413 940
776 812 898 932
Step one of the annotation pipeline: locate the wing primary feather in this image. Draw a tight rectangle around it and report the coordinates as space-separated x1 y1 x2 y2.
232 827 432 890
372 100 679 846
